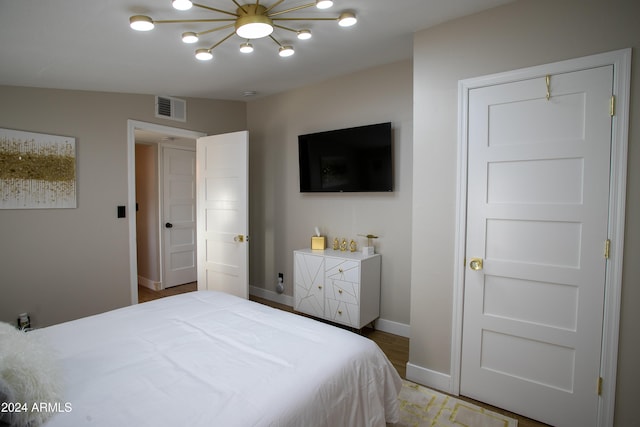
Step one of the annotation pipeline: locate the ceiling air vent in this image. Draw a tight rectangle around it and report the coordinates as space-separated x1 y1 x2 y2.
155 96 186 122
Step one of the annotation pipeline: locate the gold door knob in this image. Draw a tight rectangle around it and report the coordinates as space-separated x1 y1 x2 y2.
469 258 483 271
234 235 245 242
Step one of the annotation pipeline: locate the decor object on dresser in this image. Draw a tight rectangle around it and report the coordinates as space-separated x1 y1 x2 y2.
294 248 381 329
32 291 401 426
359 233 378 255
0 128 76 209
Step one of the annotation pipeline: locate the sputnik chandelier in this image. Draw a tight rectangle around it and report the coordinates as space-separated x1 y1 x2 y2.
129 0 357 60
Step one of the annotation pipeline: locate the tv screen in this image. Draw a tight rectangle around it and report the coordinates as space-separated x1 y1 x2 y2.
298 122 393 192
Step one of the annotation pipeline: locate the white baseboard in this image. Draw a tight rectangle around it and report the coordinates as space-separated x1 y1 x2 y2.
249 285 294 307
374 318 410 338
406 363 453 394
249 286 410 338
138 276 161 291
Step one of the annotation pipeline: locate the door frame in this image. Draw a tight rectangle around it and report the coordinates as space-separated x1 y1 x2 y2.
451 48 631 427
127 120 206 304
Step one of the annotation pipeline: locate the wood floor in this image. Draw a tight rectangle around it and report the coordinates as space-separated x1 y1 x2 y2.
138 283 549 427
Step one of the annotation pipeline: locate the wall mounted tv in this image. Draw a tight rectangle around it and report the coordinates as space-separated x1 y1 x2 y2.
298 122 393 193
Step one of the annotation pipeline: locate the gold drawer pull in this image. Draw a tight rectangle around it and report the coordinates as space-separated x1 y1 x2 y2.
318 285 322 289
338 310 342 315
339 268 343 273
338 289 343 294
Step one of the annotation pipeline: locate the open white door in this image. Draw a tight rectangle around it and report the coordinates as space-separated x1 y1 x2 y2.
196 131 249 298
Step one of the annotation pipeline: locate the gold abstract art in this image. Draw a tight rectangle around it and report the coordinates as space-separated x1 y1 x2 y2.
0 128 76 209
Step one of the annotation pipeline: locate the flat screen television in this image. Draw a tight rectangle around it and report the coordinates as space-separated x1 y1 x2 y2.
298 122 393 192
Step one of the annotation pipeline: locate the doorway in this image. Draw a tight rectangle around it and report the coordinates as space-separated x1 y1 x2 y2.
451 49 630 427
127 120 206 304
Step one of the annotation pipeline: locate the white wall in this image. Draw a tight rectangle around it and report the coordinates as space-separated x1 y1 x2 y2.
0 86 246 327
247 60 413 329
410 0 639 424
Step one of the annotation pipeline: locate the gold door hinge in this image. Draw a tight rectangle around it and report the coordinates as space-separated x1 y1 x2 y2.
610 95 615 116
604 239 611 259
597 377 603 395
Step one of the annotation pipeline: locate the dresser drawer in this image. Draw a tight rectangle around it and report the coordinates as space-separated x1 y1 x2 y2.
326 279 359 305
325 258 360 283
325 299 360 328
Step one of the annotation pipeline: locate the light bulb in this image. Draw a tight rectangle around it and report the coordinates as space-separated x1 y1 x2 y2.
129 15 154 31
195 49 213 61
172 0 193 10
278 46 295 57
338 12 357 27
316 0 333 9
297 29 312 40
236 22 273 39
240 42 254 53
182 32 198 43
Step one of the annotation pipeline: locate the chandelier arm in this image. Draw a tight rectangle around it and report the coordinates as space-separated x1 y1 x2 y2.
268 3 316 17
197 23 236 36
208 31 237 51
263 0 285 13
273 24 300 34
268 34 284 48
192 3 238 17
231 0 249 14
272 17 338 21
154 18 236 24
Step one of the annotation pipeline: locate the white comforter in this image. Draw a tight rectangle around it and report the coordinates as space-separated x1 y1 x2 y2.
36 291 401 426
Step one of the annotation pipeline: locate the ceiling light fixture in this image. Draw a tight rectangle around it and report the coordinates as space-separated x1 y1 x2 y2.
239 41 254 53
129 15 154 31
129 1 356 61
195 48 213 60
296 29 312 40
172 0 193 11
315 0 333 9
278 45 295 57
182 31 199 43
337 12 357 27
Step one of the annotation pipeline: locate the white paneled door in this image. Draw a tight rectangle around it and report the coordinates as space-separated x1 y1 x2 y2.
196 131 248 299
162 147 197 288
461 66 613 426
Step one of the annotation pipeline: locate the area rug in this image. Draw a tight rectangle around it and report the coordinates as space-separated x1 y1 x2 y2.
392 380 517 427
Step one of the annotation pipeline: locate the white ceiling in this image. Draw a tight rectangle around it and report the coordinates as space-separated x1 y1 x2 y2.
0 0 513 102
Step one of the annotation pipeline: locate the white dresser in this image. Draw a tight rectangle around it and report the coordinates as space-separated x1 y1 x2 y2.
293 249 381 329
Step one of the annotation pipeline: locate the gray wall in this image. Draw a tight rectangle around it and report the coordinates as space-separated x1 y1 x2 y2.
246 60 413 329
135 143 160 286
0 86 246 327
409 0 639 425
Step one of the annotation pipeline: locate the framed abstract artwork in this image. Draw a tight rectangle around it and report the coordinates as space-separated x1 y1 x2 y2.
0 128 76 209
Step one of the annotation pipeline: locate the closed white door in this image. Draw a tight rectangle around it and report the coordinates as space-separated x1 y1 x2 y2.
461 66 613 426
162 147 197 288
196 131 249 298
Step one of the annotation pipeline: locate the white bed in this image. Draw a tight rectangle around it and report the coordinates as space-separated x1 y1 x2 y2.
34 291 401 426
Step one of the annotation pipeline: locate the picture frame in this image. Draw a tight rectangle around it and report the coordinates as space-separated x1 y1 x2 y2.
0 128 77 209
